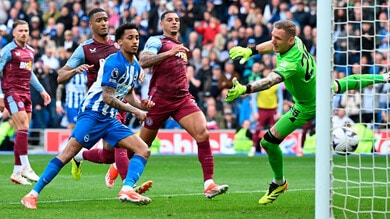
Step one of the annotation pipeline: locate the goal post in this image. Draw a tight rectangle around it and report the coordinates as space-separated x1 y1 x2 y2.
315 0 333 219
317 0 390 218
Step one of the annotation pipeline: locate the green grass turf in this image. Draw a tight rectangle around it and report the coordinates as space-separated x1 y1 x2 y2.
0 154 388 218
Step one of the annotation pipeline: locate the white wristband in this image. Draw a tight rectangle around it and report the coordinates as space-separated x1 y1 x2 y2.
56 101 62 107
0 94 3 98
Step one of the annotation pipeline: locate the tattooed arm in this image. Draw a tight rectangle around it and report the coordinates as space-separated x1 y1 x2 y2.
102 86 141 114
249 72 284 93
138 44 189 68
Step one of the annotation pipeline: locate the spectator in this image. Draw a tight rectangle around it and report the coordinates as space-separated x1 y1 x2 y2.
118 8 133 25
42 1 60 26
186 64 201 103
205 100 225 130
0 0 10 24
78 16 92 38
332 107 355 128
234 119 253 155
189 47 202 72
223 105 238 130
51 23 65 48
185 31 201 51
56 6 73 31
181 0 203 43
62 30 78 51
43 17 57 38
340 90 361 123
218 60 240 91
213 23 228 52
130 0 151 16
0 24 8 48
293 1 310 32
148 0 168 36
194 15 220 46
41 45 60 70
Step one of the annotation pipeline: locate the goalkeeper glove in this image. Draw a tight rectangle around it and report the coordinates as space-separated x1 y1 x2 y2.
225 78 248 102
229 46 253 64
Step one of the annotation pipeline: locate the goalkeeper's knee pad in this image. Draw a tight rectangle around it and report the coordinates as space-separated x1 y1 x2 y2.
261 130 283 150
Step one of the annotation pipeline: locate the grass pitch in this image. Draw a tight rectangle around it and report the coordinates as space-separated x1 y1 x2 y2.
0 154 387 218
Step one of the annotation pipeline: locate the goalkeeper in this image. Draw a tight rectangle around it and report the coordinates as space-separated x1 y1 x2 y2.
226 20 389 205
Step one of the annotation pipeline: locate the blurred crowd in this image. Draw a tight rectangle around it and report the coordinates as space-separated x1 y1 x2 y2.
0 0 389 137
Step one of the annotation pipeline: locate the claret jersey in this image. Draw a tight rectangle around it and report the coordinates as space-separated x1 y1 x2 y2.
143 35 189 98
65 38 119 89
0 41 35 93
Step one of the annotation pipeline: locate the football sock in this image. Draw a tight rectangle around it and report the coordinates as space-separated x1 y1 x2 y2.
82 148 115 164
273 178 286 185
197 140 214 182
123 154 146 188
204 179 214 190
14 130 28 165
20 155 31 170
260 138 284 181
115 147 129 180
33 157 64 194
13 165 22 175
334 74 386 94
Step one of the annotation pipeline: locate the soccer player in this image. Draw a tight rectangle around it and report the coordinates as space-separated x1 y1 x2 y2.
21 23 154 209
57 8 151 191
136 11 229 199
226 20 390 205
0 20 51 185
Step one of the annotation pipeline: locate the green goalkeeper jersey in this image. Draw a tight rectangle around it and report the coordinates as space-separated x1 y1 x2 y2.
273 36 316 111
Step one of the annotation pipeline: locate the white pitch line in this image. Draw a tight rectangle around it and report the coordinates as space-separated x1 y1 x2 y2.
2 184 387 206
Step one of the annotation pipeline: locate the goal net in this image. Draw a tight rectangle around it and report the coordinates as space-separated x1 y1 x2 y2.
331 0 390 218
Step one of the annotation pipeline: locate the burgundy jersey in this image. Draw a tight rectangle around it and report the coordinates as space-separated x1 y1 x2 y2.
0 41 35 93
143 35 189 98
65 38 119 88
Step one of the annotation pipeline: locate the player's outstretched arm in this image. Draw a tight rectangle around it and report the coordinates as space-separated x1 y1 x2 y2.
57 64 93 84
225 72 284 102
139 44 189 68
229 41 274 64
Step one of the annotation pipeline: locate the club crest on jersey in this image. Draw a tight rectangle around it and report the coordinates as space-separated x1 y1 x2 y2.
84 135 90 142
111 68 119 78
89 48 97 53
145 117 153 126
175 51 187 62
18 101 24 108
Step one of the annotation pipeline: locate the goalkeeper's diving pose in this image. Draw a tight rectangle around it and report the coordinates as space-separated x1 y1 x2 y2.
226 20 389 205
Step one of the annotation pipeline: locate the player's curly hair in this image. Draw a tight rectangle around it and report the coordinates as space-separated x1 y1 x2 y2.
115 23 138 42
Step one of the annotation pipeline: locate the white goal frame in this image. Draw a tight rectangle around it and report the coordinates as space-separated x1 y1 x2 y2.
315 0 333 219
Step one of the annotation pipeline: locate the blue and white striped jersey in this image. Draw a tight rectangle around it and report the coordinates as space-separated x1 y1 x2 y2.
65 72 87 109
79 51 140 118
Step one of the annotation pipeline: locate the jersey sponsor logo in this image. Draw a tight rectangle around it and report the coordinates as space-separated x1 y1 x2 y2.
89 48 97 53
19 61 33 70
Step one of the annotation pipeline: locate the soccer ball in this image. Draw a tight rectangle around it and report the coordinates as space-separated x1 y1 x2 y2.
332 126 359 155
